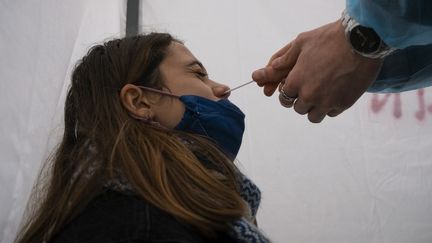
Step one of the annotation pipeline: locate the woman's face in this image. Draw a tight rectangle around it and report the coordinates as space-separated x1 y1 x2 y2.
151 42 231 128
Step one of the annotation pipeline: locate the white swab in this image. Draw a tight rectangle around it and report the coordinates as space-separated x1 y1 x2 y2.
224 81 254 94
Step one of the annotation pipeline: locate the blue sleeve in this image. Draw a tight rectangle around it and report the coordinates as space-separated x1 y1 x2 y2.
346 0 432 93
367 44 432 93
346 0 432 49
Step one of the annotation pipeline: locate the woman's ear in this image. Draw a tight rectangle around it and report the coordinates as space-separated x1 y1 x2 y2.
120 84 154 120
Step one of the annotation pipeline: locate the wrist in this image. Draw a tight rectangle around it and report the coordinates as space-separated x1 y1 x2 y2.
341 9 396 59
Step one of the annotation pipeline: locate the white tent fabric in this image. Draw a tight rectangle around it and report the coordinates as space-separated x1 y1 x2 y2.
1 1 432 243
0 1 123 242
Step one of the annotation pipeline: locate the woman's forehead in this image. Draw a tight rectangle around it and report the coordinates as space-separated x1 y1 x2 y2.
164 42 199 66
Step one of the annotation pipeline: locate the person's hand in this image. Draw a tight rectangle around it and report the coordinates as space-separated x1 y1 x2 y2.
252 20 383 123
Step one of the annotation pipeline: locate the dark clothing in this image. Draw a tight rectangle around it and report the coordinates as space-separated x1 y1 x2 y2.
50 190 236 243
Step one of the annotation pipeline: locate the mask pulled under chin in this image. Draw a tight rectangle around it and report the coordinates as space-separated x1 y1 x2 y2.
174 95 245 160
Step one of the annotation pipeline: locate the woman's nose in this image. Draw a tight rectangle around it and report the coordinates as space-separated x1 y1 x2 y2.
212 85 231 99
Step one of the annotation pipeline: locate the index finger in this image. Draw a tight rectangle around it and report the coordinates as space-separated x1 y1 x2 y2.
268 42 293 65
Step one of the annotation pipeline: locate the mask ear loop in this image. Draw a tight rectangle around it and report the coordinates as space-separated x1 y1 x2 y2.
136 86 180 98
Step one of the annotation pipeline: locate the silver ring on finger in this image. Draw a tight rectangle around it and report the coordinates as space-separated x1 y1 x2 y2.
279 89 297 108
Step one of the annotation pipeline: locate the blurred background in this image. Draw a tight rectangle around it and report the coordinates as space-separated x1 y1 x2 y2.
1 1 432 242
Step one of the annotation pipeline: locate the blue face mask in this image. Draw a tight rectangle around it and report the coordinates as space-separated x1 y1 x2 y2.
174 95 245 160
134 86 245 159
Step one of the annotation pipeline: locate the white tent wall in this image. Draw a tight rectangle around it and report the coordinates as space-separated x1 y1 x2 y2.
0 0 124 242
1 1 432 243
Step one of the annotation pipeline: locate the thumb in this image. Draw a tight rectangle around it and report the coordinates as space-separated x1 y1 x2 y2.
252 66 289 86
271 41 301 70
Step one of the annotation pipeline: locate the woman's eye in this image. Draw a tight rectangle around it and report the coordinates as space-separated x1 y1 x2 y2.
195 71 208 79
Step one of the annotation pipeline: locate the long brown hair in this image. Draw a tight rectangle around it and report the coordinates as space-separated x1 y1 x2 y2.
15 33 247 243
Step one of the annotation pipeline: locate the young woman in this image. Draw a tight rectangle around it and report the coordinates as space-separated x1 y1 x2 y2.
15 33 269 243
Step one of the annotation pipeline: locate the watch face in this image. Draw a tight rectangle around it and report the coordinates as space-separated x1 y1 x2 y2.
349 26 381 54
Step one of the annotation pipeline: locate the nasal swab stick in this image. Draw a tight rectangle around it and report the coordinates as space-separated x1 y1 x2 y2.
224 81 254 94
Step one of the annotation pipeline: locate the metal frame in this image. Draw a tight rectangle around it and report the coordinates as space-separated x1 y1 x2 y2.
126 0 140 36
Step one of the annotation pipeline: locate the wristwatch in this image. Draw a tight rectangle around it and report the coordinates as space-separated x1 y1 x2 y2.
341 10 396 59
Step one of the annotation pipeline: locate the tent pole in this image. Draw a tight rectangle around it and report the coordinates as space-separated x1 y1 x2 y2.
126 0 139 36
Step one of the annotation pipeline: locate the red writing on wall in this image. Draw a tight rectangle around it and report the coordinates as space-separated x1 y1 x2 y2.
370 89 432 121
